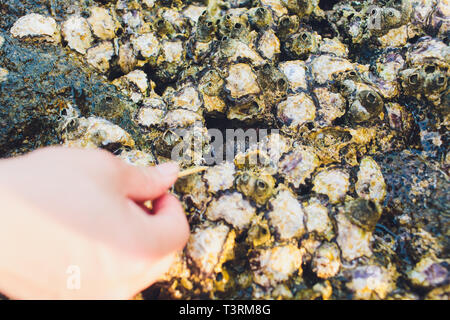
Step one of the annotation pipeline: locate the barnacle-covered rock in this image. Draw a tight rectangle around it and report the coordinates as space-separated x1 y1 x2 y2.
175 172 211 212
156 39 186 82
2 0 449 301
399 39 449 106
136 97 166 128
112 70 148 103
283 29 320 60
235 168 276 206
370 50 405 99
344 198 381 232
281 0 317 19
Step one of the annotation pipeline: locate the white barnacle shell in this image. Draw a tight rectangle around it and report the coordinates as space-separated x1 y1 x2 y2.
347 265 396 299
161 40 184 63
258 29 280 60
131 33 160 59
204 162 236 193
170 85 203 112
62 15 93 54
312 169 349 204
183 5 207 24
206 192 256 230
318 38 349 57
336 213 372 261
87 6 117 40
0 68 8 82
163 109 203 128
309 55 354 84
252 245 302 287
85 41 114 73
356 157 386 203
187 223 231 275
408 255 449 288
63 117 135 149
279 60 307 91
225 63 261 99
277 93 316 133
118 150 155 167
312 242 341 279
279 145 320 188
313 87 346 127
112 70 148 103
304 197 334 240
260 0 288 17
267 188 306 240
11 13 60 43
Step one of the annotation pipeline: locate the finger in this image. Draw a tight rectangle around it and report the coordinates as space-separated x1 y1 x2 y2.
121 162 179 201
134 193 189 257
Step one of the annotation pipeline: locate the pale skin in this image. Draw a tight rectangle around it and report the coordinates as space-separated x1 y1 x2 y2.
0 146 190 299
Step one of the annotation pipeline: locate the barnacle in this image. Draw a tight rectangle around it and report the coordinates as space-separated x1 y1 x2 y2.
3 0 449 301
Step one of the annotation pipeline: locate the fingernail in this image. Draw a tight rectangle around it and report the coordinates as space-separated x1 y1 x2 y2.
156 162 179 177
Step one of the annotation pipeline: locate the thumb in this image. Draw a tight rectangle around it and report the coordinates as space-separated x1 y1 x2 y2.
121 162 179 202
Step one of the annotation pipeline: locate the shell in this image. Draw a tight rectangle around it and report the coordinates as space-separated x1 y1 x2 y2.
10 13 60 43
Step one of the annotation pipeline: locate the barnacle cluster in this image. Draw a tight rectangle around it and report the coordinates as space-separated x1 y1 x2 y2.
3 0 449 299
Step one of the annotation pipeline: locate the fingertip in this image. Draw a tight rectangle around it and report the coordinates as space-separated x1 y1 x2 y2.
123 162 179 201
155 162 179 178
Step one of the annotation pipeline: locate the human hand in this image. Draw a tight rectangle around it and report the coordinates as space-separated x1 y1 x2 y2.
0 146 189 299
